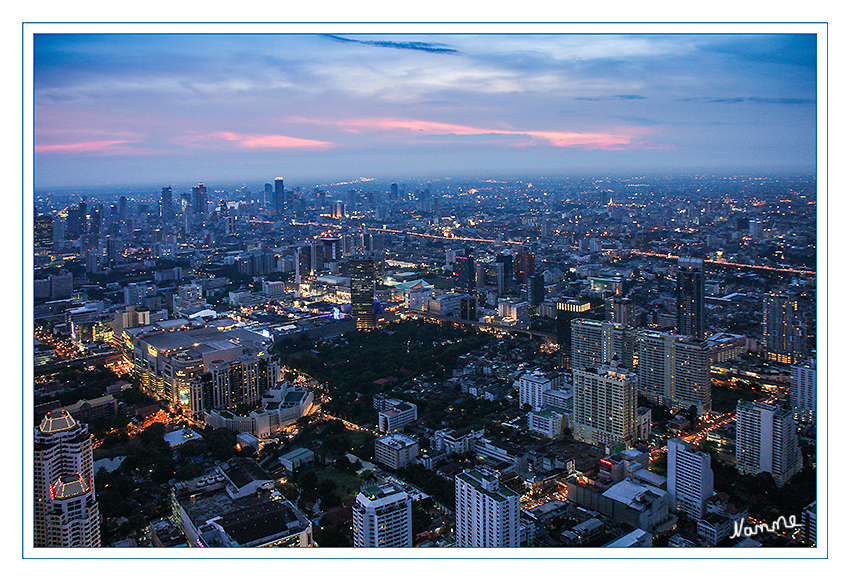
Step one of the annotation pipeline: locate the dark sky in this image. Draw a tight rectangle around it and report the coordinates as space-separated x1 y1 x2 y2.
33 33 817 188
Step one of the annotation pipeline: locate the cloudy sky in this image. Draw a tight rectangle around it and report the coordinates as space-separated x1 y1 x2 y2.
32 33 817 189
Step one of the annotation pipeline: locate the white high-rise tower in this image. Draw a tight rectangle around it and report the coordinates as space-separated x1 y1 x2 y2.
352 484 412 547
455 468 520 547
34 409 100 547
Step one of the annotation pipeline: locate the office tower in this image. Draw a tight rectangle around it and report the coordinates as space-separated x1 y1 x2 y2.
273 177 285 214
332 202 345 219
571 318 635 372
350 257 376 330
572 361 638 449
527 272 545 306
763 292 807 364
352 484 412 547
496 254 515 290
390 182 398 200
555 299 591 368
667 438 714 519
159 187 173 223
264 183 273 207
513 251 535 285
735 400 802 487
192 183 208 218
452 249 475 294
34 214 53 253
749 219 763 239
636 330 711 416
34 409 100 547
88 205 101 234
66 203 85 238
459 294 477 321
791 358 816 424
676 257 705 339
455 468 520 547
106 237 124 267
53 215 65 246
606 297 636 327
118 195 128 223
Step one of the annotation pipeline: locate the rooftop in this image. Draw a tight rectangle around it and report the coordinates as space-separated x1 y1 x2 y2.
39 409 78 434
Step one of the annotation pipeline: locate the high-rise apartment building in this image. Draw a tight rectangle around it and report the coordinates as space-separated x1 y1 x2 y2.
791 358 816 424
352 484 413 547
763 292 808 364
455 468 520 547
34 409 101 547
572 361 638 449
636 330 711 416
667 438 714 519
735 400 802 487
676 257 705 339
571 318 635 372
350 257 376 330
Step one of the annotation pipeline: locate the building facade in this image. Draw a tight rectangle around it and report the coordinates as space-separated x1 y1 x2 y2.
735 400 803 487
667 438 714 519
636 330 712 417
572 362 638 449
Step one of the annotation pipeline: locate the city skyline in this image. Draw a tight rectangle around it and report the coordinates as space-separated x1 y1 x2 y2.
24 19 826 561
34 31 817 189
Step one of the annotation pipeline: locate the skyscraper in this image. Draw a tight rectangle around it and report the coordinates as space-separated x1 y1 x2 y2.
667 438 714 519
352 484 413 547
527 272 545 306
34 214 54 253
513 251 535 285
572 361 638 449
192 183 208 218
606 297 636 327
636 330 711 416
735 400 802 487
676 257 705 339
159 186 173 224
455 468 520 547
791 358 816 424
571 318 635 372
763 292 808 364
555 299 591 368
274 177 285 214
34 409 100 547
452 249 475 294
350 257 376 330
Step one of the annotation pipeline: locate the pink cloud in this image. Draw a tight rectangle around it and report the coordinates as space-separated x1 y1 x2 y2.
35 140 135 153
211 131 332 149
288 117 636 149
